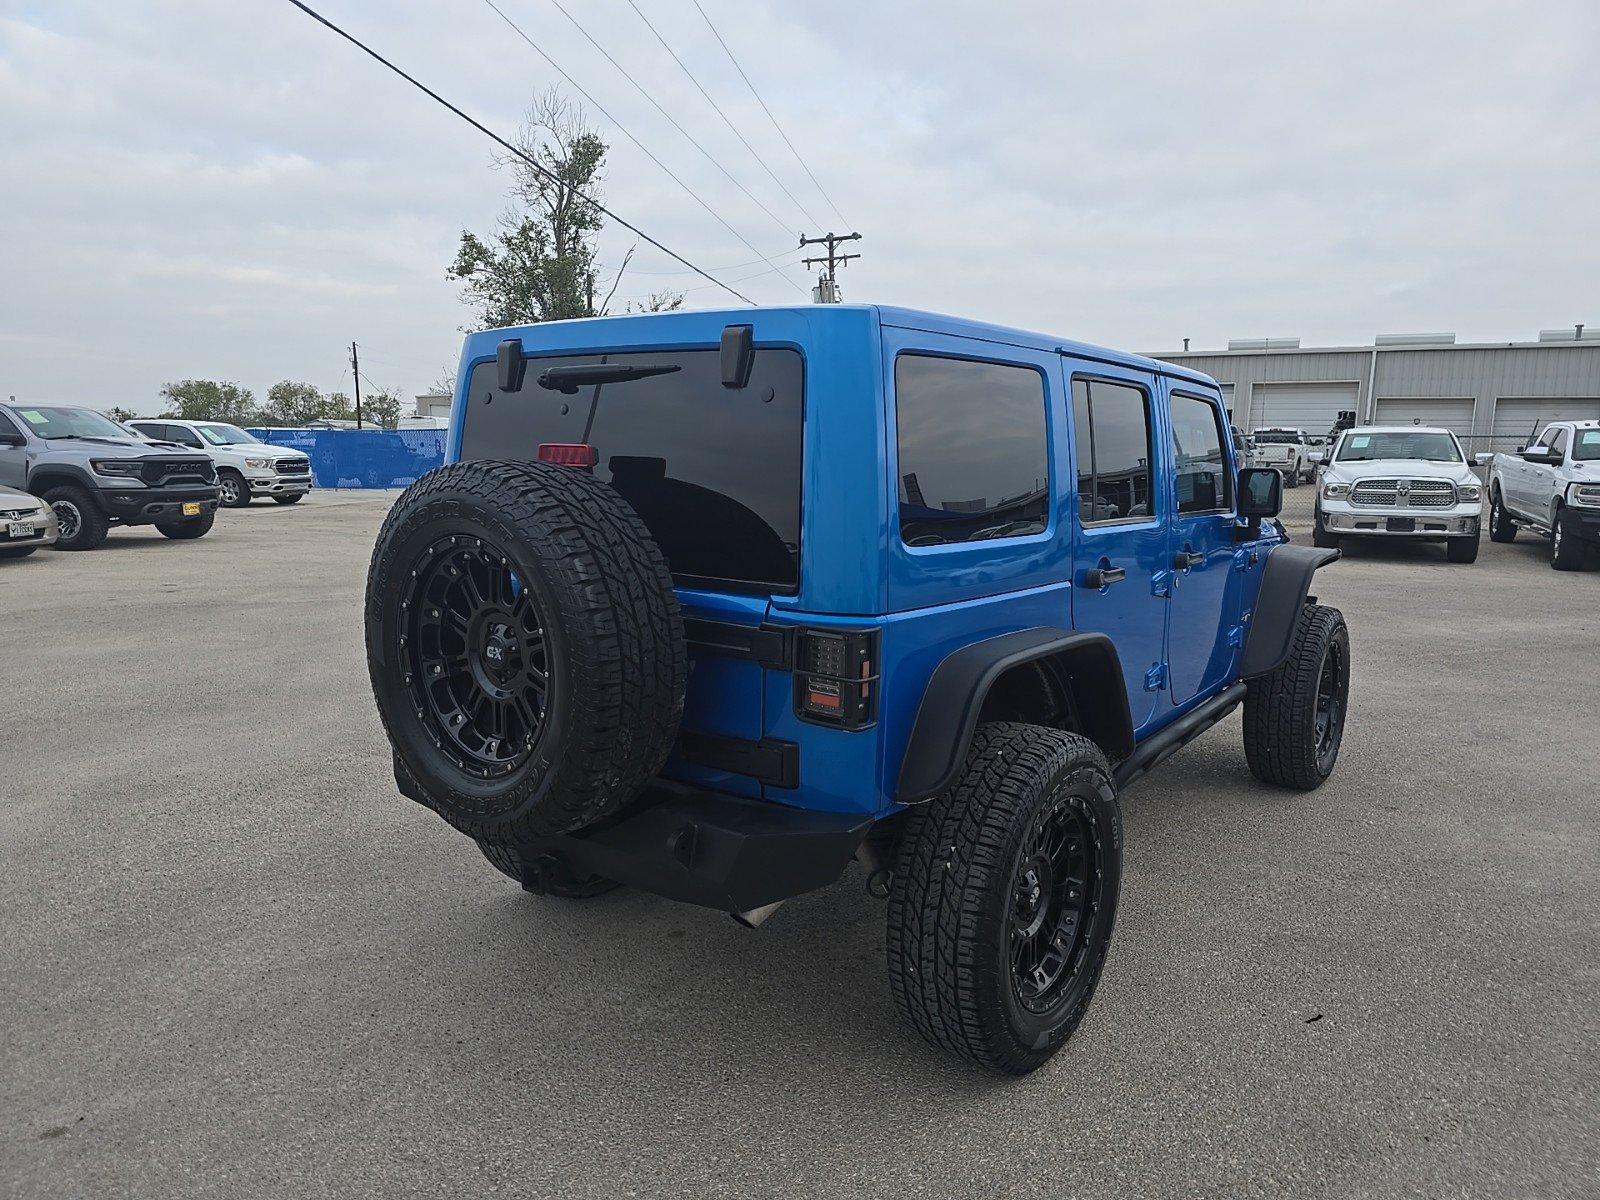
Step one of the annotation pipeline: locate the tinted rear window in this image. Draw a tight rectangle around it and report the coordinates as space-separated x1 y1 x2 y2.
461 348 803 592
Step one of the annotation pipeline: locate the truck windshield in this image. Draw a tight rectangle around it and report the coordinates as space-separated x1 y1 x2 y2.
461 347 804 593
1575 429 1600 460
197 423 261 446
7 406 131 440
1337 432 1462 463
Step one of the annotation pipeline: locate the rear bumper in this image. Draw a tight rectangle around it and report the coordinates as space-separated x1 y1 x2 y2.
100 485 221 524
398 761 870 913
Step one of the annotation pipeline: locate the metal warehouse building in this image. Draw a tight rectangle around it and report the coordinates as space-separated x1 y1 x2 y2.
1154 327 1600 455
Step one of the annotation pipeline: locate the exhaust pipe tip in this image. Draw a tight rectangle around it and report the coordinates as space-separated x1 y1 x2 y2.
730 901 784 929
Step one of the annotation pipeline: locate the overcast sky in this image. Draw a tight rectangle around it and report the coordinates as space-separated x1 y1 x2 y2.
3 1 1597 415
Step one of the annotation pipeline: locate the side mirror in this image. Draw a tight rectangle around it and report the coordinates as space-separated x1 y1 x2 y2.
1521 446 1555 464
1473 452 1494 466
0 431 24 447
1237 467 1283 519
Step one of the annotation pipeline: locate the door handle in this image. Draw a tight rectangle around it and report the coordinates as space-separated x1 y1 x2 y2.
1084 565 1127 589
1173 550 1204 570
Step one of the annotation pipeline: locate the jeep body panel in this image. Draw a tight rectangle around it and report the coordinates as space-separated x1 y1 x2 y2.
448 306 1295 820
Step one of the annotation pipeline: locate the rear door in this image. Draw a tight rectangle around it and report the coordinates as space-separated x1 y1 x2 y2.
1068 364 1170 733
1164 386 1239 705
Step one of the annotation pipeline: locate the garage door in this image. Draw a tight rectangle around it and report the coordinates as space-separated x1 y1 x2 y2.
1491 398 1600 452
1247 382 1358 436
1373 398 1476 442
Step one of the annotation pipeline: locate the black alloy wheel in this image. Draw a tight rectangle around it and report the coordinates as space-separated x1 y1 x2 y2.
403 535 551 779
1010 795 1104 1015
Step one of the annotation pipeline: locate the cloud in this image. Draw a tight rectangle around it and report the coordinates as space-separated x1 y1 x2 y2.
1 1 1597 413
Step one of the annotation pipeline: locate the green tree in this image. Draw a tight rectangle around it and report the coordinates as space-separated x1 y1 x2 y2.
264 381 328 426
159 380 256 423
364 387 404 430
448 90 680 325
104 405 138 423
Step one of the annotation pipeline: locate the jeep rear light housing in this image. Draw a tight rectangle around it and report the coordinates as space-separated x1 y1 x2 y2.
794 629 879 728
537 442 598 469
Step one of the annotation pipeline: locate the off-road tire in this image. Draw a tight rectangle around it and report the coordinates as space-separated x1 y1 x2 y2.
272 493 304 505
0 545 37 559
366 459 686 842
218 470 251 508
1243 603 1349 790
1550 506 1585 571
1488 488 1516 542
887 723 1123 1075
43 485 109 551
156 512 216 540
476 839 619 898
1446 529 1480 563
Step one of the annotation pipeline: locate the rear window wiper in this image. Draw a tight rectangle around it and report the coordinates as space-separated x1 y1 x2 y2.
536 363 681 394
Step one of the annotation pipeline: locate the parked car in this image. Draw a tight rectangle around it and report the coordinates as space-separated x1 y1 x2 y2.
126 419 312 508
1485 420 1600 570
363 306 1350 1075
0 403 220 550
1313 426 1482 562
1250 428 1314 485
0 482 58 558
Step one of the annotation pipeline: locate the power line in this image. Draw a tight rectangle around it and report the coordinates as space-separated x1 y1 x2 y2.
478 0 802 297
692 0 851 227
540 0 797 242
628 251 807 276
624 0 822 231
282 0 756 305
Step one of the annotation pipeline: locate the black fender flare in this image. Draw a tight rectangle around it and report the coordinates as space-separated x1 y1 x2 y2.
24 464 102 504
895 628 1133 804
1239 543 1341 678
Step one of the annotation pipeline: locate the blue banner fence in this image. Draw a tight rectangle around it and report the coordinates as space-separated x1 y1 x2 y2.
247 428 447 489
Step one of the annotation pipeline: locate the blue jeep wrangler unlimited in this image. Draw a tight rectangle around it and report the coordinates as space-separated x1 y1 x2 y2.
366 305 1347 1074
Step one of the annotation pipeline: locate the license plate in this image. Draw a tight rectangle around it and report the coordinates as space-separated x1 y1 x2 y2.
182 502 201 517
1387 516 1415 533
6 520 36 539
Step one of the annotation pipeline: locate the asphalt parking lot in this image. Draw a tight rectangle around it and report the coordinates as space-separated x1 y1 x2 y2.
3 488 1597 1199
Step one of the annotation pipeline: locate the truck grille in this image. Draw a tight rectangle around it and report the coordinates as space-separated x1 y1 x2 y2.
1349 478 1456 508
276 458 311 476
139 458 216 486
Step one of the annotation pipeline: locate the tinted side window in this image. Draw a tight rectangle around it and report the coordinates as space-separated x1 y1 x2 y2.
1170 393 1231 514
173 426 205 448
1074 379 1154 524
895 354 1048 546
1550 427 1570 455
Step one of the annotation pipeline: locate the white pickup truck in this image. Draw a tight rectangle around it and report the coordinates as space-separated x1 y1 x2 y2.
1249 428 1314 486
128 419 312 508
1485 420 1600 570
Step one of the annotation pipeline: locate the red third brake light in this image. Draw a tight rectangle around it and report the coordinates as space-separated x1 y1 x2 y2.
537 443 598 469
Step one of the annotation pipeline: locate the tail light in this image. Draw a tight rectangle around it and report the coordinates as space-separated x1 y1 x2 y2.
794 629 879 729
537 442 598 469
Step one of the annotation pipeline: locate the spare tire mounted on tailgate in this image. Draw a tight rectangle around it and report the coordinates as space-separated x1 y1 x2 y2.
365 459 686 841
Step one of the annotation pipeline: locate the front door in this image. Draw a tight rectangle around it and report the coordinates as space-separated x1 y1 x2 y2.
1165 386 1239 705
0 410 28 489
1067 364 1169 733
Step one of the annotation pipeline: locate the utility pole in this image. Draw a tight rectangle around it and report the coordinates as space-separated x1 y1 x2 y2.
350 341 364 430
799 231 861 304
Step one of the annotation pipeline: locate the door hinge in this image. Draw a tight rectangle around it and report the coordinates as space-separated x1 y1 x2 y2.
1232 548 1259 572
1143 662 1168 692
1150 570 1173 599
1227 624 1246 648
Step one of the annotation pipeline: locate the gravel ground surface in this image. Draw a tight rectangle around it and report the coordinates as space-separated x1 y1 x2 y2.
2 487 1596 1199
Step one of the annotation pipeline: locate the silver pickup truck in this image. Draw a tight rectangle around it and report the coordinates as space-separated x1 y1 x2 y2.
1485 421 1600 570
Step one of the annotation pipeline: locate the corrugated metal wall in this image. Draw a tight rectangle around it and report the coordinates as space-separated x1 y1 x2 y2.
1155 342 1600 449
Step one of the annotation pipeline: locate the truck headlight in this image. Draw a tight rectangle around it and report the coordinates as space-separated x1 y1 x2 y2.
1570 484 1600 509
244 457 272 469
1456 482 1481 502
1321 481 1350 499
91 460 144 478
